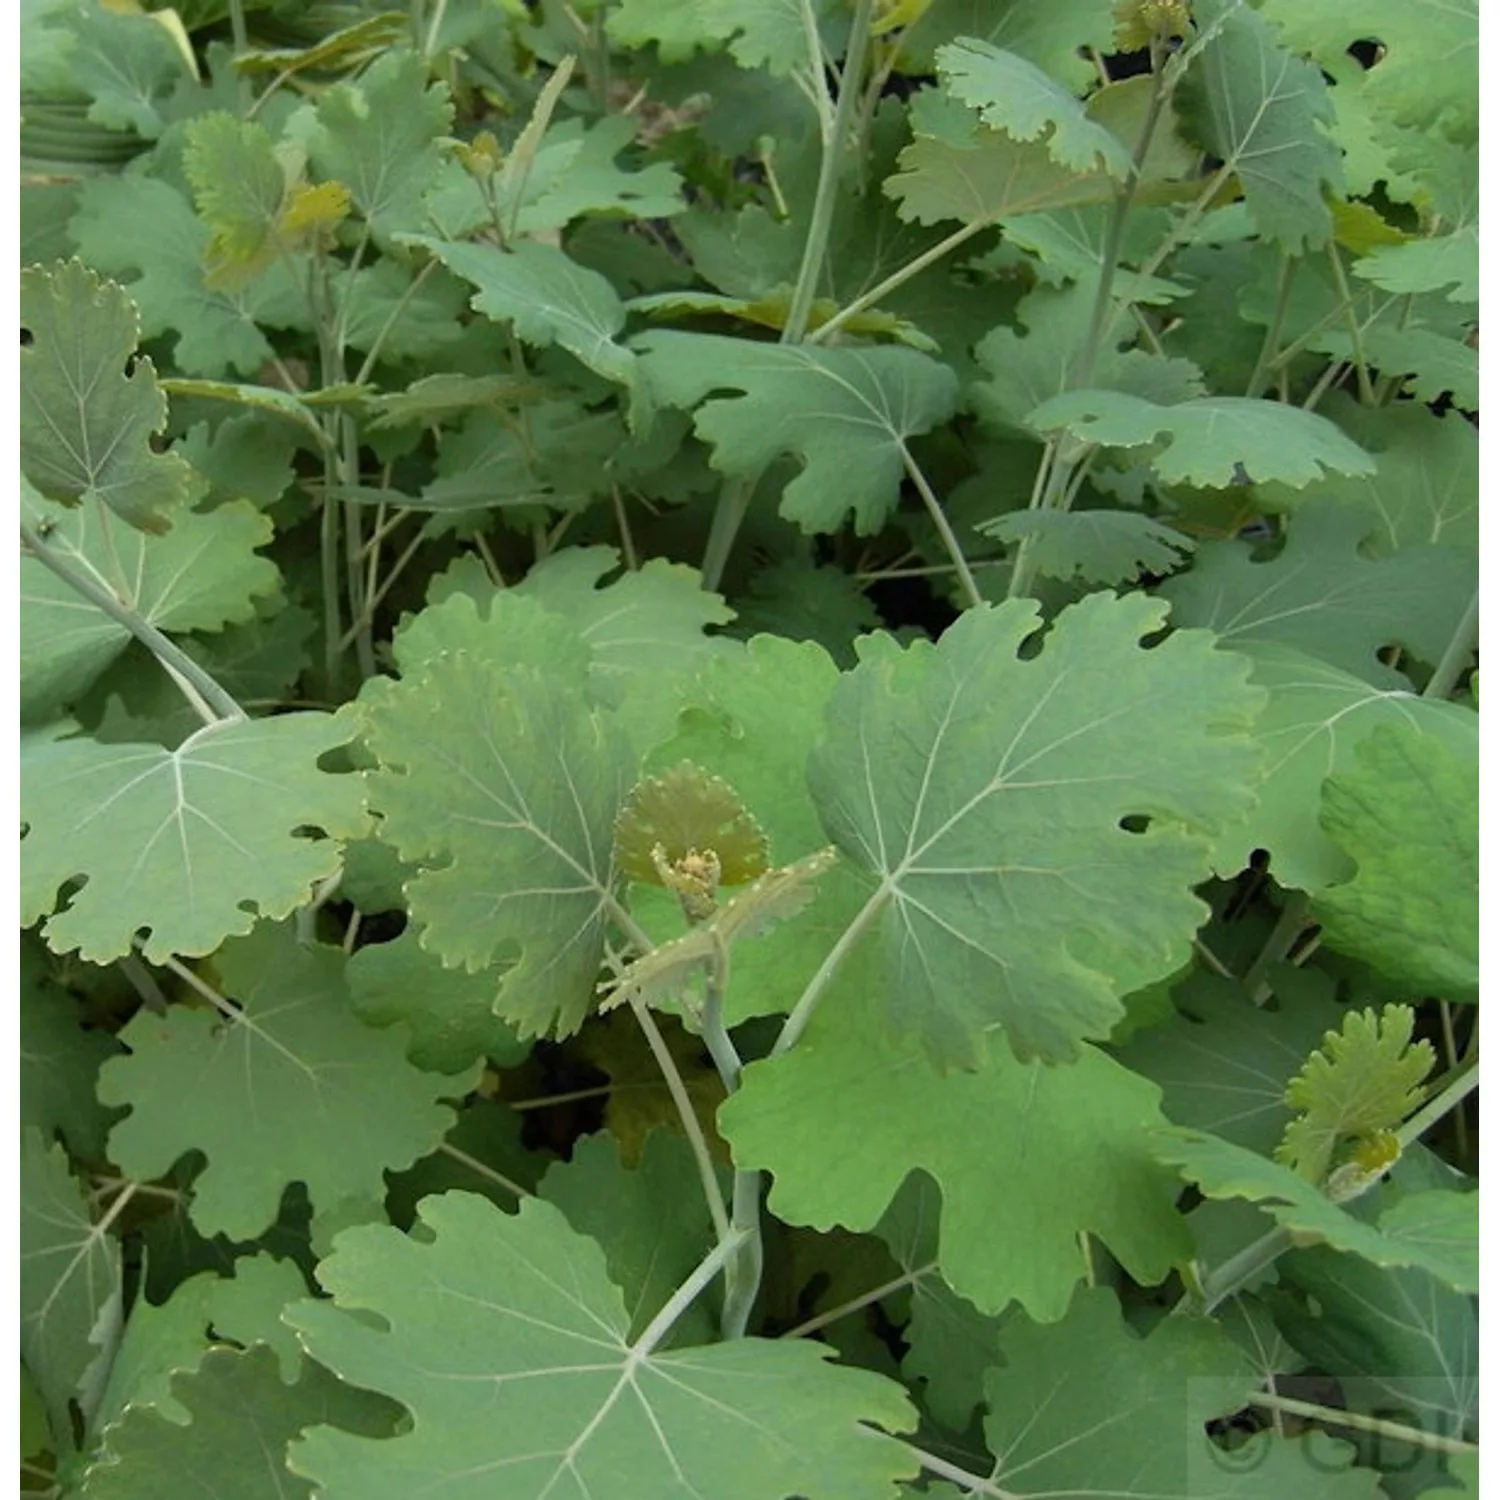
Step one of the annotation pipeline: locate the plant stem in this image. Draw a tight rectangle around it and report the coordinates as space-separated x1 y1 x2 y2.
720 1168 764 1339
1324 240 1376 405
21 521 245 723
1422 588 1478 700
437 1142 527 1201
1244 252 1297 398
902 445 982 609
1400 1056 1479 1146
632 1226 754 1359
780 1261 937 1340
774 886 888 1056
700 476 755 594
1196 1226 1292 1316
793 0 836 143
1247 1391 1476 1456
782 0 876 346
625 994 731 1243
1241 891 1310 1003
805 218 994 347
905 1445 1007 1498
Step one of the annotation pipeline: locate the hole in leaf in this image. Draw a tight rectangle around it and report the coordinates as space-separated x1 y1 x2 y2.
1118 814 1151 834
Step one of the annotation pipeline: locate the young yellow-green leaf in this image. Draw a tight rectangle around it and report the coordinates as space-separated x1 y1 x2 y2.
1261 0 1478 144
405 237 647 424
1276 1006 1434 1186
980 510 1195 587
302 47 453 240
602 849 838 1011
1177 0 1343 253
21 713 369 964
722 964 1193 1320
97 923 475 1242
21 1128 123 1447
884 90 1117 226
615 763 769 887
21 260 201 533
634 331 959 534
287 1194 920 1498
182 113 289 291
1154 1129 1477 1293
1157 501 1473 687
1310 726 1478 1000
359 654 635 1041
80 1345 399 1500
936 40 1131 176
1209 644 1478 890
1027 390 1376 489
1112 969 1347 1157
809 593 1263 1069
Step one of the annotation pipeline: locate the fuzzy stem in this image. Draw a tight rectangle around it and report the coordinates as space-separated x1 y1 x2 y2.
1422 588 1478 700
774 885 888 1056
21 521 245 723
1248 1391 1476 1456
780 1261 937 1340
902 445 982 609
437 1142 528 1201
782 0 877 345
1244 252 1297 398
632 1226 754 1359
905 1445 1007 1498
1241 891 1310 1003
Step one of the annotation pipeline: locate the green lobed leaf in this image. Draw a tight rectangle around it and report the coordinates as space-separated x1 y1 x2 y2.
980 509 1195 586
287 1193 919 1498
729 556 880 666
1208 643 1478 890
538 1129 721 1345
1261 0 1478 144
70 2 189 139
1157 500 1473 687
976 1286 1263 1500
21 259 201 533
898 0 1118 92
69 174 280 378
874 1173 1006 1432
1355 226 1478 305
633 330 959 535
301 48 452 241
1154 1129 1478 1293
97 922 475 1242
80 1345 399 1500
21 1127 123 1446
358 650 635 1041
722 963 1194 1320
21 713 370 964
1310 725 1478 1001
404 236 648 423
1027 390 1376 490
884 89 1117 227
89 1253 311 1435
971 282 1206 436
1112 967 1347 1157
20 934 122 1160
182 113 288 290
346 927 528 1076
21 483 280 722
606 0 840 74
808 593 1264 1068
936 40 1131 177
1177 0 1343 253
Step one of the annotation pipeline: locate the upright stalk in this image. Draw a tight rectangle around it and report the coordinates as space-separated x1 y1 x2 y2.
1422 589 1478 700
782 0 877 345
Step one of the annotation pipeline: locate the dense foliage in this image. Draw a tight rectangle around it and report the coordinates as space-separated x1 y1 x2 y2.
20 2 1477 1497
